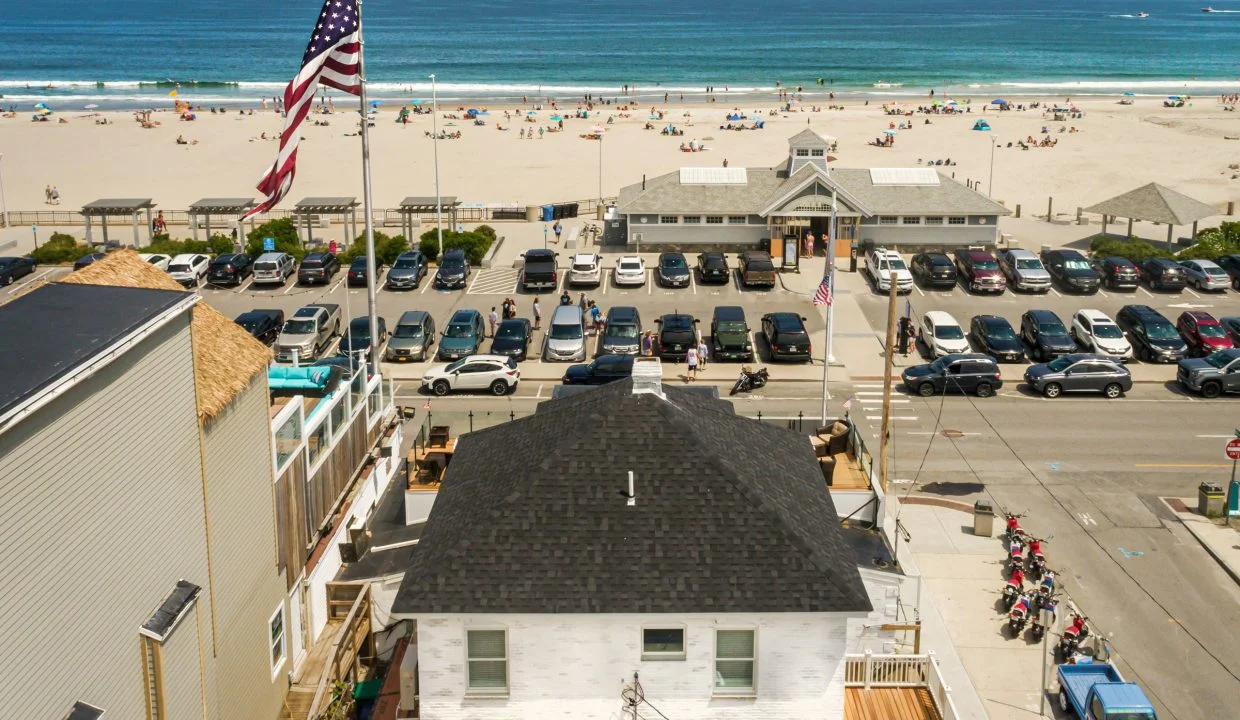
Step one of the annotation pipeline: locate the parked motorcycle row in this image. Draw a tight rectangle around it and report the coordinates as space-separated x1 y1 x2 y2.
1000 512 1091 661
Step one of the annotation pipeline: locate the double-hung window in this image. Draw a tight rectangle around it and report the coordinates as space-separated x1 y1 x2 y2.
467 630 508 694
714 629 756 693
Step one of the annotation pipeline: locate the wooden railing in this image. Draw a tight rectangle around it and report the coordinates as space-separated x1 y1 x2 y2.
306 584 373 720
844 651 960 720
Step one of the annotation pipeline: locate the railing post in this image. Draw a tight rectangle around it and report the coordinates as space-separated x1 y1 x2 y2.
510 410 516 422
468 410 474 432
863 650 873 689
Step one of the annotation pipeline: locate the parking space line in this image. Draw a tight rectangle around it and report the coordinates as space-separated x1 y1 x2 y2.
466 271 484 294
328 278 344 294
284 282 297 294
602 278 608 295
914 284 925 297
691 272 697 295
1185 287 1201 298
237 279 254 294
1096 288 1109 298
1139 287 1153 298
1050 288 1062 297
647 272 652 294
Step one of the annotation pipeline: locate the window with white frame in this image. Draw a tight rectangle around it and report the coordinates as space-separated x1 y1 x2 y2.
811 149 825 157
467 630 508 693
706 216 724 224
925 216 944 225
269 606 287 675
683 216 702 224
642 628 686 661
948 216 967 225
660 216 679 224
879 216 898 225
902 216 921 225
796 149 810 157
714 629 755 693
728 216 748 225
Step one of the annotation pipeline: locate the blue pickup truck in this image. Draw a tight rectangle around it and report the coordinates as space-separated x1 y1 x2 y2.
1057 663 1157 719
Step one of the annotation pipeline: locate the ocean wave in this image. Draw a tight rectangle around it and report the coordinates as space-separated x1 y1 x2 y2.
998 79 1240 89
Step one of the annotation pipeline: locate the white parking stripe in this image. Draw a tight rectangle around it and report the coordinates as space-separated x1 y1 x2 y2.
1050 288 1063 297
237 279 254 294
647 271 653 294
1139 287 1153 298
691 271 697 295
1185 287 1201 298
865 415 918 421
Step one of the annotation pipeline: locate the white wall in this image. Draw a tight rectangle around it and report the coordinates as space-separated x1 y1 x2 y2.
414 612 860 720
406 488 438 525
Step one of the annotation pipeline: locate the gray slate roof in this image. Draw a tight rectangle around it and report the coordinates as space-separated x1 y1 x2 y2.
1083 183 1218 225
392 380 872 615
828 168 1011 216
80 198 155 214
789 128 831 149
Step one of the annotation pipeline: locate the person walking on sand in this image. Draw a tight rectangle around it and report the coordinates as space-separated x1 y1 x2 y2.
533 297 542 329
50 186 59 205
685 344 700 382
488 307 498 337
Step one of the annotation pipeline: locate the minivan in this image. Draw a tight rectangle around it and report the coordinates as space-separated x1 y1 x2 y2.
253 252 295 285
386 310 436 362
600 306 642 355
544 305 587 362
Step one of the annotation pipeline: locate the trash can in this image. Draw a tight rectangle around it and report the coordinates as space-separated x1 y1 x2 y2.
1199 482 1225 517
541 205 555 222
973 500 995 537
526 205 541 222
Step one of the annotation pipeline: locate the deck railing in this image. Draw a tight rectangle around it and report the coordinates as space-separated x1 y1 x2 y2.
305 584 373 720
844 651 960 720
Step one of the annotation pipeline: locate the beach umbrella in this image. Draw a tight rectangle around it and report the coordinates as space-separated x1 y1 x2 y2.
1123 92 1135 97
84 103 99 109
526 110 537 115
947 100 958 105
591 125 607 133
409 99 423 105
884 129 897 135
931 100 943 106
1167 95 1181 100
991 99 1008 105
550 114 563 121
34 102 47 109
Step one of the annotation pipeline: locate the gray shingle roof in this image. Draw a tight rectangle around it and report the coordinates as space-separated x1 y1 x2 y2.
789 128 831 149
1083 183 1218 225
618 166 788 215
392 380 872 615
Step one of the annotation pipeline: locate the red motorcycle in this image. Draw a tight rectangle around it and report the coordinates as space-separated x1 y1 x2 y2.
1002 567 1024 611
1027 537 1048 578
1008 593 1032 637
1004 512 1027 542
1058 613 1090 659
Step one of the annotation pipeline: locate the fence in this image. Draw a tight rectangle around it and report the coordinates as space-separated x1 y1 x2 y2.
844 651 960 720
305 584 373 720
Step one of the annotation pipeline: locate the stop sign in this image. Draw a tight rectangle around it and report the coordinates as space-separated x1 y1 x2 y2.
1227 438 1240 461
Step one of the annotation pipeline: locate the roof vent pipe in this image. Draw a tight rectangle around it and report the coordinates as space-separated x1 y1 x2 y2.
627 471 636 507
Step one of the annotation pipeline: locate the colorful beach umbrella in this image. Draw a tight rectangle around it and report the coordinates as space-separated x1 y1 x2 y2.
1123 92 1135 97
34 102 47 109
991 99 1008 105
550 114 563 121
526 110 537 115
84 103 99 109
369 99 383 105
884 129 897 135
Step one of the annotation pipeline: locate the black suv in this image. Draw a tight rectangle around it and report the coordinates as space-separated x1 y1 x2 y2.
600 306 642 355
969 315 1025 363
297 252 341 285
347 255 385 287
563 354 635 385
1139 258 1187 291
656 252 691 288
696 251 730 284
1092 256 1140 291
1217 254 1240 289
434 249 470 289
1019 309 1076 361
207 253 253 286
233 309 284 346
910 252 958 289
761 312 811 362
901 354 1003 398
1040 248 1100 294
654 313 699 361
1116 304 1188 362
710 306 754 362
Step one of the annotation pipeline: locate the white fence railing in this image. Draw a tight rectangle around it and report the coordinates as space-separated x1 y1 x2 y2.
844 651 960 720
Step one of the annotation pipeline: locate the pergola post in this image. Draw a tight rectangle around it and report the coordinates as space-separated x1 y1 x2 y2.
191 212 200 241
302 212 311 246
145 207 153 243
342 212 350 246
85 215 93 244
1166 224 1174 251
101 215 110 246
132 211 140 248
1101 215 1108 235
1126 217 1133 238
205 213 212 240
1192 221 1199 240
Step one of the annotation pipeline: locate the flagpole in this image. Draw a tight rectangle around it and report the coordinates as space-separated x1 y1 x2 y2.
431 74 443 257
820 187 836 424
357 0 380 356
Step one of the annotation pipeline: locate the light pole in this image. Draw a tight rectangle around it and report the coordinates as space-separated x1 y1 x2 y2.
0 152 7 228
598 135 604 205
987 135 997 198
430 74 443 258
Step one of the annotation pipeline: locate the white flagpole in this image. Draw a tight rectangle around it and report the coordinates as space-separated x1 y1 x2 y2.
821 185 837 424
357 0 380 358
431 74 443 257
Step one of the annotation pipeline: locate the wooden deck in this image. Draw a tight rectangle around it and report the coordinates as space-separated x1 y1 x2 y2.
845 687 942 720
831 453 872 490
277 619 344 720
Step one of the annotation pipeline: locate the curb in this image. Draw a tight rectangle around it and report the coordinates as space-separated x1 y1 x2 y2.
1165 501 1240 588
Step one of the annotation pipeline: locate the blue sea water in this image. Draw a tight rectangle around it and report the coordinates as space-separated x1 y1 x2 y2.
2 0 1239 108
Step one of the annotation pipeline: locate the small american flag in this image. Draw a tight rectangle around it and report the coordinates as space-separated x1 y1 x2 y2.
813 274 833 306
843 397 853 411
246 0 362 219
424 399 432 410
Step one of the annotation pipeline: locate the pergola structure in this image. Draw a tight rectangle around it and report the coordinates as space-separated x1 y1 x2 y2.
80 198 155 248
398 196 460 240
188 198 257 242
1084 183 1219 250
293 196 360 247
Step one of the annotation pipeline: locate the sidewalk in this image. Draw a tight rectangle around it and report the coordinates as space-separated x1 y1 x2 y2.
1162 497 1240 586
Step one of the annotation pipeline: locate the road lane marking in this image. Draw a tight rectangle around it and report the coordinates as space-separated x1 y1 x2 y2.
865 415 918 421
1078 513 1097 527
1195 434 1235 438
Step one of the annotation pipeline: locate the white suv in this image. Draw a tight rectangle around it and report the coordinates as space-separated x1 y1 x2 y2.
1071 309 1132 360
167 253 210 287
420 355 520 396
613 255 647 286
866 248 914 293
920 311 971 357
568 253 601 286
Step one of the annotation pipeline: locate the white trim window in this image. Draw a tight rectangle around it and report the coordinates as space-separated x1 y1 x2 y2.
902 216 921 225
795 148 810 157
728 216 748 225
925 216 944 225
948 216 967 225
706 216 724 225
683 216 702 224
269 605 287 677
811 149 825 157
714 629 756 694
659 216 679 224
466 629 508 694
879 216 898 225
642 627 686 661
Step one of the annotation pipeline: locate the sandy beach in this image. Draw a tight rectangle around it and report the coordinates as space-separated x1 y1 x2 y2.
2 96 1238 228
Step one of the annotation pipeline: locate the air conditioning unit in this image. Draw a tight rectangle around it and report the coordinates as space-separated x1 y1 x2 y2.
631 232 644 244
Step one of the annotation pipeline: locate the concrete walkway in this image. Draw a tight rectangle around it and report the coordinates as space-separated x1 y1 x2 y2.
1163 496 1240 586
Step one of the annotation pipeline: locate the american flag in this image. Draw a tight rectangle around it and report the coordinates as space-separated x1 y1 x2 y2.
813 274 833 306
245 0 362 219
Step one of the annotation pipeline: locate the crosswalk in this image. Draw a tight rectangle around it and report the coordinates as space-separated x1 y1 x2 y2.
467 268 521 295
850 384 919 423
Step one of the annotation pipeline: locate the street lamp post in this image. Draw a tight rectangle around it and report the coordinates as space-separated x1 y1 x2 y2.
987 135 997 198
430 74 443 258
598 135 603 205
0 153 8 228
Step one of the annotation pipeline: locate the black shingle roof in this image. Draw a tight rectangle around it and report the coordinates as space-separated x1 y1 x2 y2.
392 380 871 615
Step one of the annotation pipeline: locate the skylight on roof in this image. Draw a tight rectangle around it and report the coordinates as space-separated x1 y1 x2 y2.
679 167 748 185
869 168 941 186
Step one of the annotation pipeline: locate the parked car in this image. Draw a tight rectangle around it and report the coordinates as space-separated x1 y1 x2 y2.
954 249 1007 294
1179 259 1231 292
346 256 384 287
1139 258 1187 291
738 250 776 288
1019 309 1077 361
1092 256 1141 291
138 253 170 271
654 312 699 361
252 252 296 285
1041 249 1100 294
710 306 754 362
1177 311 1234 357
385 250 427 290
434 249 471 289
920 311 971 357
562 354 636 385
599 306 642 355
519 249 557 291
1222 316 1240 346
1177 348 1240 398
1216 254 1240 290
910 252 958 289
567 253 602 286
1115 305 1187 362
1024 354 1132 398
696 251 731 284
969 315 1026 362
421 355 519 396
865 247 914 293
998 248 1051 293
1070 309 1132 361
276 304 342 362
312 355 375 379
901 354 1003 398
656 252 691 288
613 255 647 286
233 309 284 346
489 318 533 361
297 252 341 285
73 253 107 271
338 316 389 360
544 305 587 362
168 253 211 287
385 310 435 362
0 256 36 286
207 253 253 286
761 312 812 362
437 309 486 360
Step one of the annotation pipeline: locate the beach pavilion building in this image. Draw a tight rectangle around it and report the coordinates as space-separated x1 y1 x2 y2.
612 129 1009 264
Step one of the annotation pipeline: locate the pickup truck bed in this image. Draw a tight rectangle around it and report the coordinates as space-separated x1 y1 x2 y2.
1057 663 1156 718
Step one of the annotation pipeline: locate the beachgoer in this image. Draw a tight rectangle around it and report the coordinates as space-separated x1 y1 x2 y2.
804 232 815 258
50 186 59 205
554 220 563 241
685 345 699 382
533 297 542 329
45 185 52 205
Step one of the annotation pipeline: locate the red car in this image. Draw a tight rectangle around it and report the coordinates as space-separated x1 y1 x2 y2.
1176 311 1234 357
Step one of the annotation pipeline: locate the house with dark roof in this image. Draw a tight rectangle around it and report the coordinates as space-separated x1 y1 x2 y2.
391 368 880 719
612 129 1009 262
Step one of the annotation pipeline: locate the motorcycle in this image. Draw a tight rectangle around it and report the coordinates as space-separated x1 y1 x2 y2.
730 366 770 396
1027 537 1048 578
1035 570 1057 607
1008 592 1032 637
1002 567 1025 611
1008 536 1025 573
1059 613 1090 659
1004 512 1027 542
1031 593 1058 642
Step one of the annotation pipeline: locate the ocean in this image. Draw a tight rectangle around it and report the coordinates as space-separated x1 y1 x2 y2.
2 0 1239 109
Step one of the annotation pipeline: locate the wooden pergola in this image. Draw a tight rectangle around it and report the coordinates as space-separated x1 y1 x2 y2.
188 198 256 241
1084 183 1219 250
398 196 460 240
80 198 155 248
293 196 360 247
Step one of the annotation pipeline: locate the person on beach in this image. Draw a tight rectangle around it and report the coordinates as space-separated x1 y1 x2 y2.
45 185 52 205
50 186 59 205
685 344 699 382
804 232 815 258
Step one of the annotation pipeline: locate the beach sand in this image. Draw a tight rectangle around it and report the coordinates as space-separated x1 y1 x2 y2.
2 97 1238 227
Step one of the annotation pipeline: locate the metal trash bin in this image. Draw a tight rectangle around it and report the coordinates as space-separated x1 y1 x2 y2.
973 500 995 537
1199 482 1225 517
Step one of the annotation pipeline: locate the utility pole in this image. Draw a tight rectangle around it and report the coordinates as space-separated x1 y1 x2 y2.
988 135 997 198
430 74 443 258
878 275 899 495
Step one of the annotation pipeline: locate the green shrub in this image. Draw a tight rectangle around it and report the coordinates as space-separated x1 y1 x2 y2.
141 234 234 257
30 232 86 264
418 228 493 264
474 224 497 242
1088 235 1172 263
338 231 410 266
1178 222 1240 260
245 218 306 261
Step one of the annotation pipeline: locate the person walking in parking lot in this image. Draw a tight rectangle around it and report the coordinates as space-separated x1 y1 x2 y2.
641 331 654 356
533 297 542 329
554 219 563 241
697 335 709 369
685 344 700 382
488 307 498 337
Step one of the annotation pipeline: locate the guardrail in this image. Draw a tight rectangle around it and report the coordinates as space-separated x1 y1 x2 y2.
844 651 960 720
